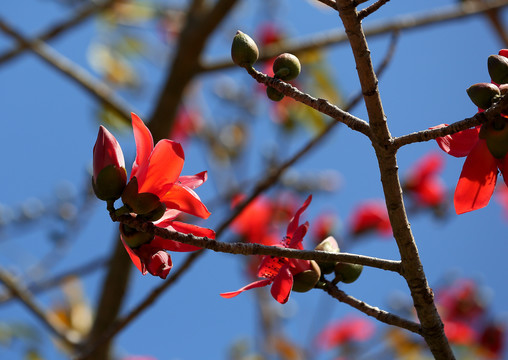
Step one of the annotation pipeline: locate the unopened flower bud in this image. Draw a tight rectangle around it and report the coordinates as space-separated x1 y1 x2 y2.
466 83 500 109
488 54 508 84
120 223 154 248
92 126 127 201
292 260 321 293
231 31 259 68
334 262 363 284
121 178 163 215
266 86 284 101
315 236 340 274
273 53 301 81
136 244 172 279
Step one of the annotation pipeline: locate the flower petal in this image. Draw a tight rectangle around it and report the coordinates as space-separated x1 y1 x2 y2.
151 220 215 252
161 183 211 219
454 140 498 214
131 113 154 179
432 124 480 158
270 265 293 304
178 171 208 190
120 233 147 275
220 279 272 299
287 195 312 237
137 140 185 196
288 222 309 249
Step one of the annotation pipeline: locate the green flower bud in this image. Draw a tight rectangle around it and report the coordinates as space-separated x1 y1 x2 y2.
92 164 127 201
292 260 321 293
334 262 363 284
488 54 508 85
314 236 340 274
231 31 259 68
273 53 301 81
120 223 154 248
266 86 284 101
121 178 163 216
466 83 500 109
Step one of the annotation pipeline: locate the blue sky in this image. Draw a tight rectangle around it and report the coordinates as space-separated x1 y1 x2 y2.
1 0 508 359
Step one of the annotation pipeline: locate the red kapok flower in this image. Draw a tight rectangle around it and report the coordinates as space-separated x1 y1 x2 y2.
92 126 127 201
221 195 313 304
117 113 214 279
443 320 477 345
349 200 391 238
315 316 375 350
479 323 505 359
404 152 446 207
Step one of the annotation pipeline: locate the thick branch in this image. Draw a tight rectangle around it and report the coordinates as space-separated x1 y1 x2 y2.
113 214 402 273
321 279 422 334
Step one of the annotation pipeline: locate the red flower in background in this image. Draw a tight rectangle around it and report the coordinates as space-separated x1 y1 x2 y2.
479 323 505 359
169 106 203 144
349 200 391 238
221 196 312 304
404 152 446 208
312 212 339 244
95 113 215 279
316 316 375 350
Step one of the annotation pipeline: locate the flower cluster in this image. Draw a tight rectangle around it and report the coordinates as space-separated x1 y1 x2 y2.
434 49 508 214
93 113 214 279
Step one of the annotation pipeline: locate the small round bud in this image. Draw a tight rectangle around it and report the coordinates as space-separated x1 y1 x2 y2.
266 86 284 101
231 31 259 68
314 236 340 275
488 54 508 84
466 83 500 109
334 262 363 284
120 223 154 248
292 260 321 293
273 53 301 81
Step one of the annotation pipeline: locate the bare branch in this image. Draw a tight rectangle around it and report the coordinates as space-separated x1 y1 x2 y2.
358 0 391 21
321 279 422 335
200 0 508 73
316 0 337 9
0 267 79 348
0 17 133 122
0 0 115 65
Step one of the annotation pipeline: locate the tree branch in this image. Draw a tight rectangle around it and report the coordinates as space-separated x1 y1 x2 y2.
0 17 133 122
358 0 391 21
200 0 508 73
0 267 79 348
0 0 116 65
321 279 422 335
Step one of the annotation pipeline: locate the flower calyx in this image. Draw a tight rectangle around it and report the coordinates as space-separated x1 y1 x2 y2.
273 53 301 81
488 54 508 85
120 223 154 249
314 236 341 274
92 165 127 201
292 260 321 293
466 83 500 110
121 177 165 221
334 262 363 284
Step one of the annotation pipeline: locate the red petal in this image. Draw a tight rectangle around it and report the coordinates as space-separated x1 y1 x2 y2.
93 126 125 179
287 195 312 237
220 279 272 299
161 183 211 219
454 140 498 214
499 49 508 58
151 221 215 252
131 113 154 179
270 265 293 304
288 222 308 249
178 171 208 190
137 140 185 196
432 124 480 158
120 232 146 275
416 179 446 206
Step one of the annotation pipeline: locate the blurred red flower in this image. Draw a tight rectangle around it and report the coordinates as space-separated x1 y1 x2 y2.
316 316 375 350
349 200 391 237
404 152 446 207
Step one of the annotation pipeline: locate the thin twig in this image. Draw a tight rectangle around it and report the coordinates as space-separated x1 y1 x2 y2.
0 0 116 65
0 267 79 348
392 92 508 149
0 17 133 122
245 67 372 137
316 0 337 9
112 214 402 272
321 279 422 335
358 0 391 21
200 0 508 73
